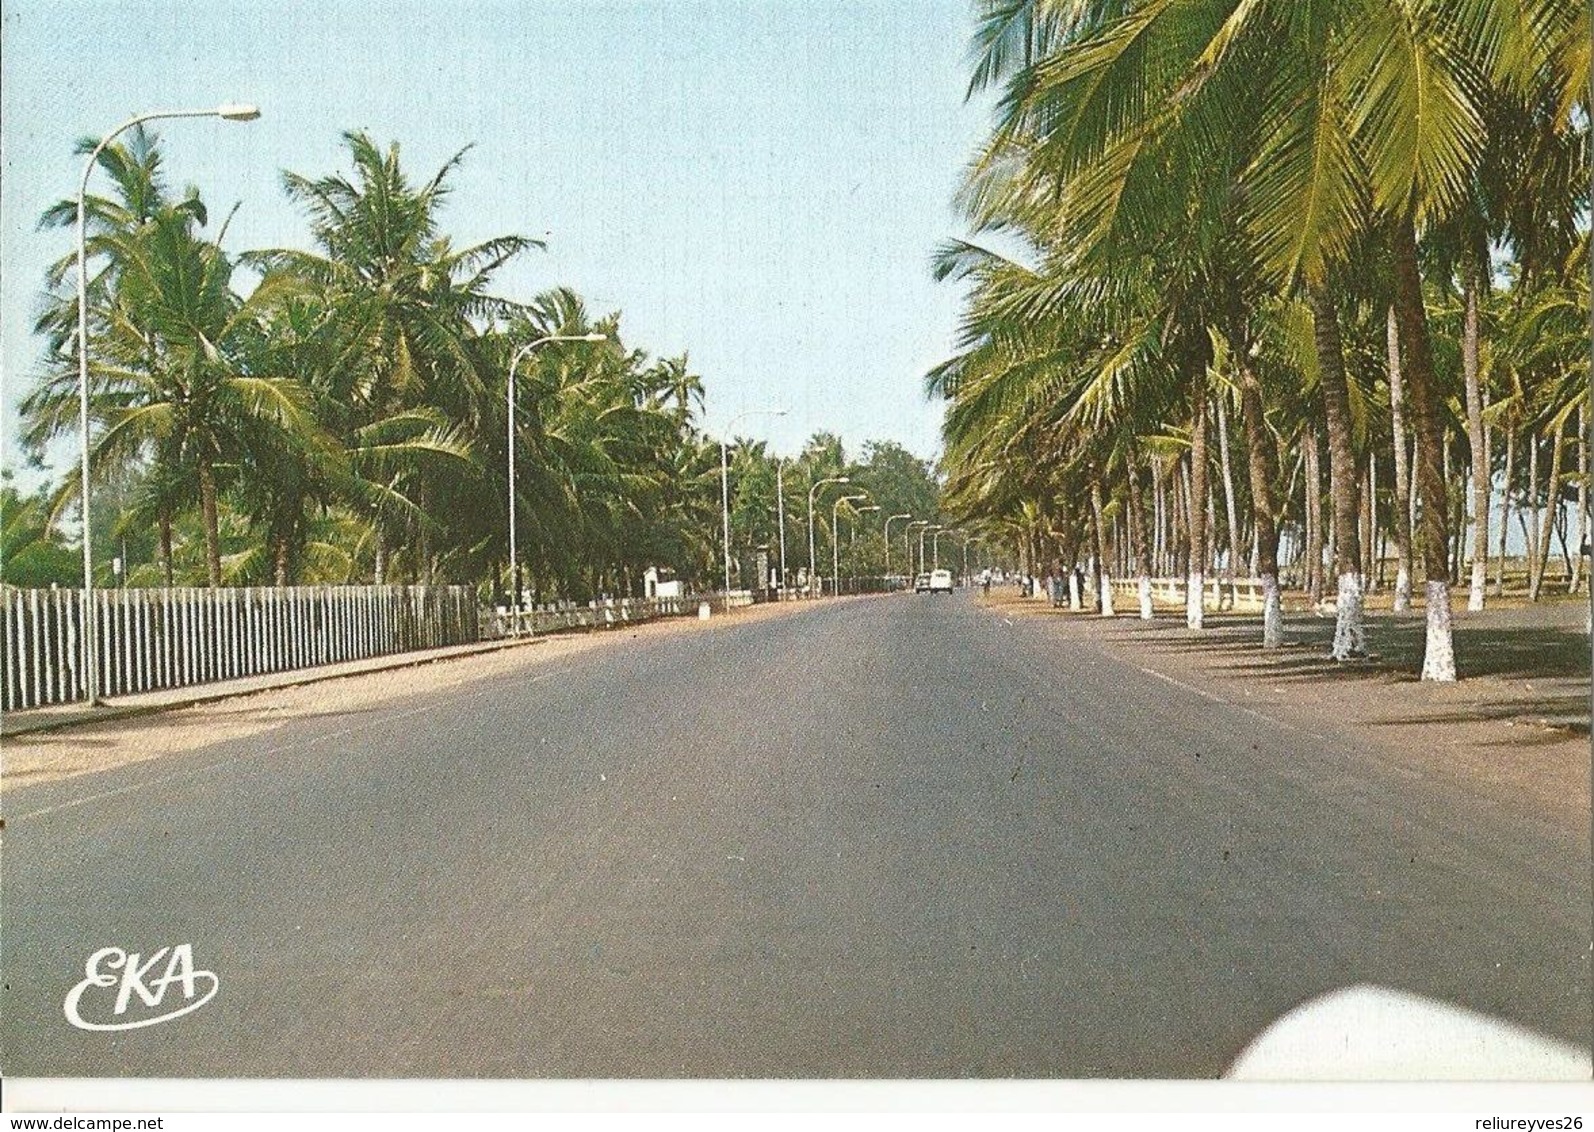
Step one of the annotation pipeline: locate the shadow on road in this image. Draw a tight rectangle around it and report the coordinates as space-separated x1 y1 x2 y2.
1017 603 1591 734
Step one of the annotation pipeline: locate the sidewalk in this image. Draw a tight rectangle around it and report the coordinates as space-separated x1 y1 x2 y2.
0 634 543 739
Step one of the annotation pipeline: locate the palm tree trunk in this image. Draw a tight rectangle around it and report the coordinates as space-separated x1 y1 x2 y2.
1091 477 1115 617
1304 432 1322 601
1151 459 1165 576
1174 462 1189 579
1365 456 1378 590
1572 404 1587 594
1556 500 1572 578
1533 419 1566 601
1462 266 1489 610
1497 428 1514 597
197 457 223 588
1445 431 1465 583
1389 306 1415 602
1216 395 1241 606
159 510 175 587
374 528 387 585
1527 430 1542 598
1207 486 1220 598
1391 215 1456 680
1187 389 1207 630
1127 449 1154 619
1309 284 1366 660
274 530 290 587
1237 354 1284 647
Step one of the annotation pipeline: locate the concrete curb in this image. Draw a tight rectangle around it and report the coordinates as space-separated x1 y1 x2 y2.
1 634 545 740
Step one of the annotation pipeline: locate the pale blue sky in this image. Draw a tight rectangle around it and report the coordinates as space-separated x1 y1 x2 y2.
0 0 991 487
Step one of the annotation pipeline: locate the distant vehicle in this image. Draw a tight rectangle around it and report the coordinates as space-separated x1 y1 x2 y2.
914 573 931 593
929 569 953 594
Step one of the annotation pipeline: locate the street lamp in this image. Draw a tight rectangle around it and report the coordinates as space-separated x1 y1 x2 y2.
775 459 788 596
507 333 608 634
906 520 931 580
883 513 912 587
832 494 868 597
808 476 850 598
719 408 786 596
77 104 260 705
852 505 880 586
918 524 944 577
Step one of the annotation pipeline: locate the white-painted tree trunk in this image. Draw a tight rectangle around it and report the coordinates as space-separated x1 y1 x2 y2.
1068 570 1081 612
1387 306 1413 614
1366 456 1378 592
1099 572 1115 617
1138 574 1153 620
1261 573 1283 649
1572 404 1587 595
1421 579 1457 682
1330 571 1367 659
1186 570 1204 630
1463 269 1489 614
1497 429 1514 598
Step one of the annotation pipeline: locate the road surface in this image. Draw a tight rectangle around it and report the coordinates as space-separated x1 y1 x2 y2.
3 592 1587 1077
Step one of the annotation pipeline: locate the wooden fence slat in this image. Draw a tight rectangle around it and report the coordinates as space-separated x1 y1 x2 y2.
4 583 480 709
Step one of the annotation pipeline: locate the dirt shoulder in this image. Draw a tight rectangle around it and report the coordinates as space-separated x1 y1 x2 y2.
0 597 829 792
982 590 1591 824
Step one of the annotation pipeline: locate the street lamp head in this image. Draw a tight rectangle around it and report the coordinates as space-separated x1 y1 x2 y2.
216 103 262 121
580 333 608 342
859 505 880 512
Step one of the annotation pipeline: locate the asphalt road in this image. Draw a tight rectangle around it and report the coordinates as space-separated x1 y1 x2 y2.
3 592 1588 1077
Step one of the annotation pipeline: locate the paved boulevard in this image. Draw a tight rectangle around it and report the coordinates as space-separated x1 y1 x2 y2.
3 592 1587 1076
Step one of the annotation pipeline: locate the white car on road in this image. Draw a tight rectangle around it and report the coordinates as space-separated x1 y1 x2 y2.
928 568 953 594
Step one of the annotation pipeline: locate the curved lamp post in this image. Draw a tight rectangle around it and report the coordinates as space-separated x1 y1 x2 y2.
719 408 786 596
883 513 911 586
832 494 868 598
775 459 788 595
852 505 880 588
932 527 954 571
807 476 849 598
77 104 260 705
906 520 931 580
918 524 943 578
507 333 608 634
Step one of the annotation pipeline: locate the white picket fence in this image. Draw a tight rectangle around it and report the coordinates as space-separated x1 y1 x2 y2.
482 591 754 638
1108 576 1268 612
1 584 479 712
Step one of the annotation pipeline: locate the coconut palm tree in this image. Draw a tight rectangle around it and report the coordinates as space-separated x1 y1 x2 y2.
24 159 319 586
247 131 540 581
947 0 1587 680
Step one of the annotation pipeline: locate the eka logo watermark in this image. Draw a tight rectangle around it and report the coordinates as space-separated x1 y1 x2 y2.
63 944 218 1031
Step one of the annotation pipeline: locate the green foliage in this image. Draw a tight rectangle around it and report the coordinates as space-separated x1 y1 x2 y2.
11 130 942 598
